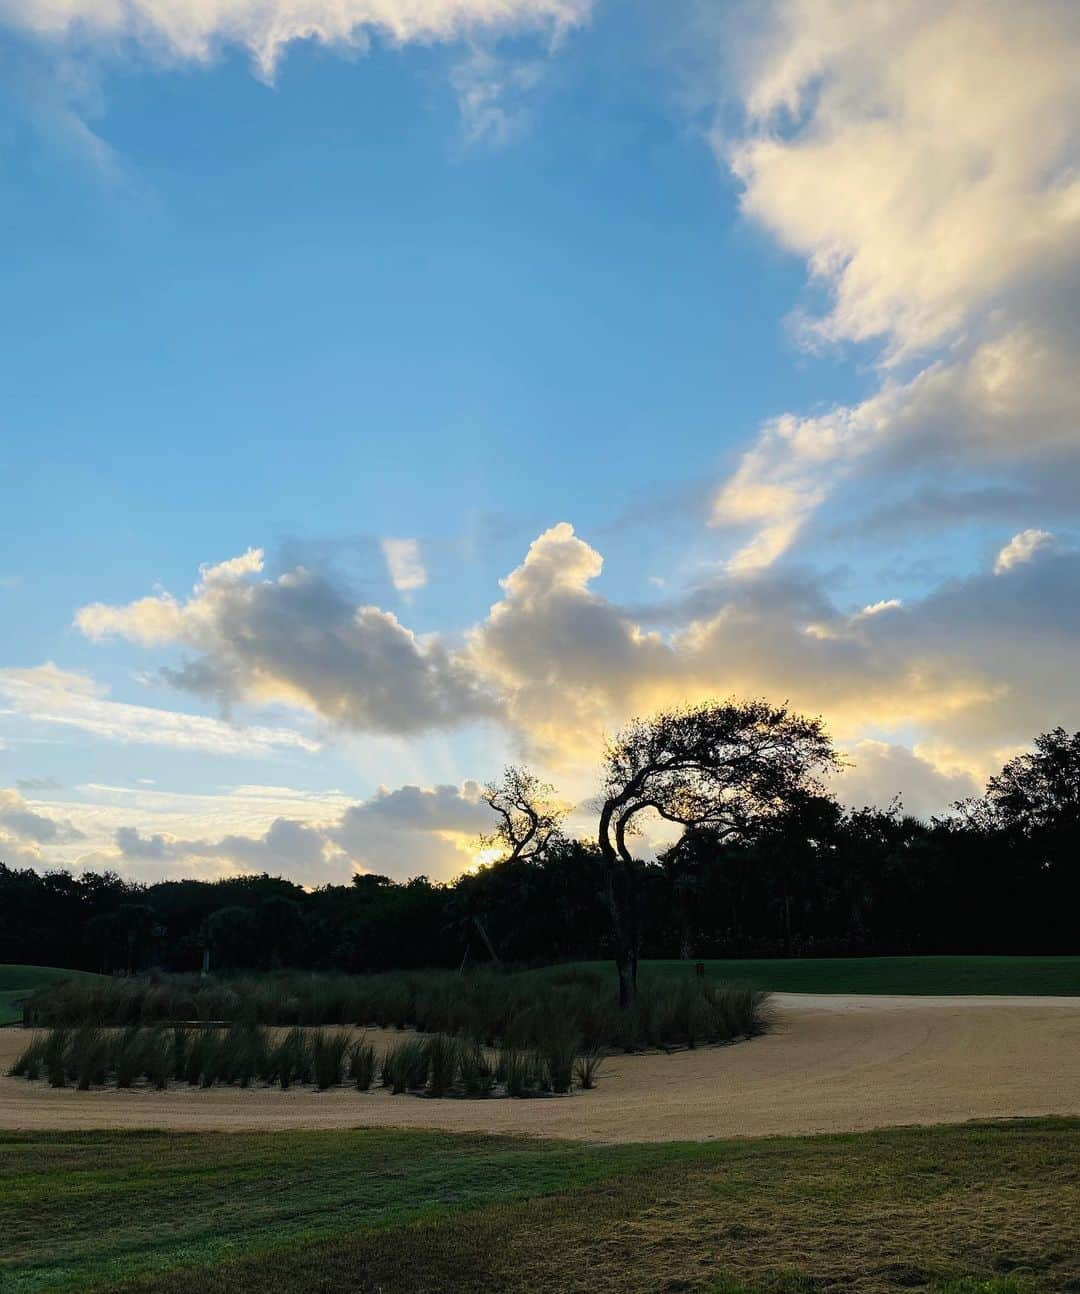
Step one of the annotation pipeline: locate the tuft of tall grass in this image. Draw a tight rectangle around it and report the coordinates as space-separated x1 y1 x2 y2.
311 1030 351 1090
269 1027 311 1090
424 1034 460 1098
381 1038 428 1094
67 1025 108 1090
347 1038 376 1091
574 1050 604 1090
144 1028 173 1090
9 1035 46 1080
458 1041 495 1097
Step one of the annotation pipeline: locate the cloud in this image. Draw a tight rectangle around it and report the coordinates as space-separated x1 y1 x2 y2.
728 0 1078 360
994 528 1062 575
832 740 979 820
451 46 545 146
69 521 1080 804
76 551 496 734
380 537 427 594
102 779 490 882
709 0 1080 568
0 662 320 756
0 787 85 844
1 0 593 80
15 776 64 792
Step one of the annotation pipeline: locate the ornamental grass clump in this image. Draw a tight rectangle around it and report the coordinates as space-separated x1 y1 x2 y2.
171 1027 191 1081
424 1033 460 1097
574 1050 603 1090
458 1041 495 1097
348 1038 376 1091
144 1028 173 1090
269 1028 311 1091
311 1030 351 1090
68 1025 109 1090
113 1027 148 1088
381 1038 428 1094
9 1035 46 1079
44 1027 70 1088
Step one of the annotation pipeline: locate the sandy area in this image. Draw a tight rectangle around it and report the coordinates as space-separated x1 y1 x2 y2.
2 994 1077 1143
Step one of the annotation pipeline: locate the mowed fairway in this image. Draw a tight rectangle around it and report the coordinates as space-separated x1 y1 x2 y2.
2 1119 1078 1293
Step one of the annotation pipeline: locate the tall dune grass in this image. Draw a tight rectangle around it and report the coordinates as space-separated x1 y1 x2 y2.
22 966 768 1054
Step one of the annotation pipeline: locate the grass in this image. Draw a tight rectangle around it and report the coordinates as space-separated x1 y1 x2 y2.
20 967 768 1054
9 1025 606 1098
552 955 1080 997
0 966 104 1027
1 1118 1076 1294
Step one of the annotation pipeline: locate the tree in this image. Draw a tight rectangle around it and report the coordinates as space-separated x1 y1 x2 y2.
450 767 567 967
480 766 565 862
598 699 839 1006
965 727 1080 852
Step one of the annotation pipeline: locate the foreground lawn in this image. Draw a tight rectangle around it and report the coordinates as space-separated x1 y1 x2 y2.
559 955 1080 996
2 1119 1076 1294
0 966 104 1026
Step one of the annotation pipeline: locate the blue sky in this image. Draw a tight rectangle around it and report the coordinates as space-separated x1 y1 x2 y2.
1 0 1077 883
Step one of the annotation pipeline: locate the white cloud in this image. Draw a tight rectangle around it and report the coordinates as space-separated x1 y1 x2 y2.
0 662 320 756
451 46 545 146
709 0 1080 569
727 0 1078 361
380 537 427 594
1 0 593 80
994 528 1062 575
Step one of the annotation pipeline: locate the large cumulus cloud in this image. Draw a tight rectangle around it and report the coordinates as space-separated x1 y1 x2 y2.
77 551 497 734
72 522 1080 805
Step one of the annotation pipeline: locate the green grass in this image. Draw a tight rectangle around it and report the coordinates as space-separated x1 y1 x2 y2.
555 955 1080 996
0 966 104 1027
2 1119 1076 1293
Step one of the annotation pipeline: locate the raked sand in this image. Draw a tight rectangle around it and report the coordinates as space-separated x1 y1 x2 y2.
1 993 1077 1143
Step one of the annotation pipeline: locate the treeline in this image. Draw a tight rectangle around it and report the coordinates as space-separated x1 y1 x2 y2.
2 724 1077 973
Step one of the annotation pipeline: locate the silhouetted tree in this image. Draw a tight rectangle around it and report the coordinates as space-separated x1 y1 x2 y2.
598 699 839 1005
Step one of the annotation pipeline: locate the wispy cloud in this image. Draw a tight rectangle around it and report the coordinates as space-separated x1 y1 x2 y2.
2 0 594 81
0 663 320 756
380 537 428 595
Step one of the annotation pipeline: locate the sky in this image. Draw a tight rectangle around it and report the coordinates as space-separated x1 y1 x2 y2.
1 0 1077 886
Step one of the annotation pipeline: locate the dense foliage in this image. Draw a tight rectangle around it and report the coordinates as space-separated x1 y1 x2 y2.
2 726 1077 972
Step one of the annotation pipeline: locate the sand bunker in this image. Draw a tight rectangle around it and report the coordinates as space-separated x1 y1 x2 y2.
2 993 1077 1143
